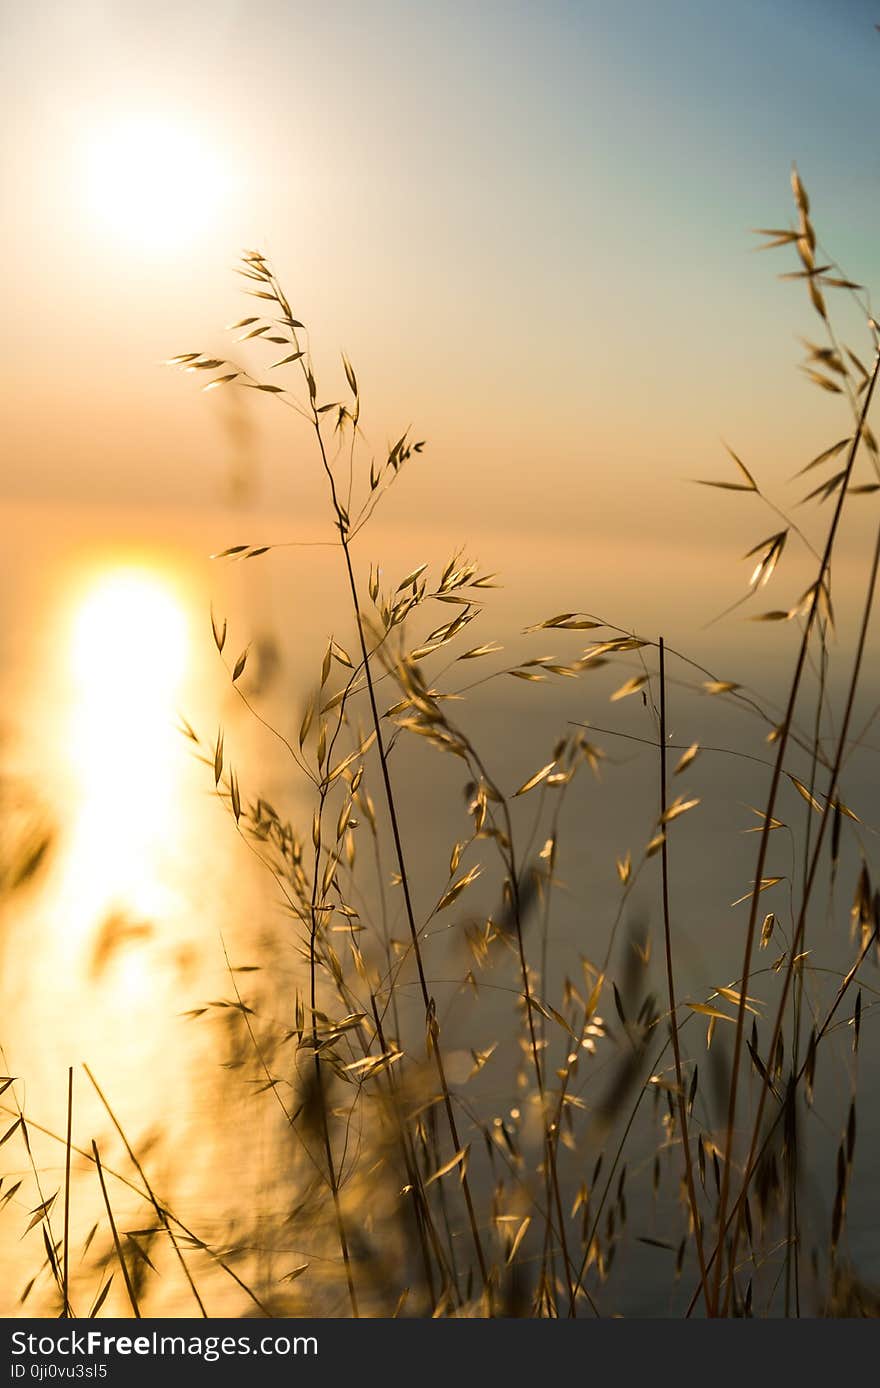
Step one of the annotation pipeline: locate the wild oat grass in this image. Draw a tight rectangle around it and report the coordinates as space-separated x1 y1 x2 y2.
2 167 880 1317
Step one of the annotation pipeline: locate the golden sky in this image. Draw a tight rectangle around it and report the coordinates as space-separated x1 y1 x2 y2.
2 1 879 615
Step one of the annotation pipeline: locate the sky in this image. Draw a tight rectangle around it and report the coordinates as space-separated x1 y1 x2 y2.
2 0 879 572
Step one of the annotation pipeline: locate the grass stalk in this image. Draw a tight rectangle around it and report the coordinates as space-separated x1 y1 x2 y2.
83 1066 208 1316
712 348 880 1312
91 1140 141 1318
62 1067 73 1319
267 279 492 1298
719 504 880 1311
658 639 713 1314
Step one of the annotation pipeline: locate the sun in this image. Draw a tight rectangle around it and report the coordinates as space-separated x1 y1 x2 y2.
82 114 230 252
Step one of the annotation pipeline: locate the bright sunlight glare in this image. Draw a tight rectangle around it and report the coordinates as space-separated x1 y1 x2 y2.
82 114 230 252
71 567 188 697
64 568 190 953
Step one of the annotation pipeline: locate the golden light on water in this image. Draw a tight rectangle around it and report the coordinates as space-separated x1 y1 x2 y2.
70 566 188 696
81 115 230 252
63 567 190 962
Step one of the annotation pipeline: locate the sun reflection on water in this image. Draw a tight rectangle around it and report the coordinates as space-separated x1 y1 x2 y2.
63 567 190 969
0 537 282 1315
